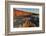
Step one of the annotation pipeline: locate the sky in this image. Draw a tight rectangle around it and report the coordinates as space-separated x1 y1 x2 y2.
15 8 39 14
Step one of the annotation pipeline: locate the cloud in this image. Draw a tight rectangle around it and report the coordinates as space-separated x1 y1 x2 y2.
15 8 39 14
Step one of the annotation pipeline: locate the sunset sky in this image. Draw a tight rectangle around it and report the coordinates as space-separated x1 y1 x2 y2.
15 8 39 14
